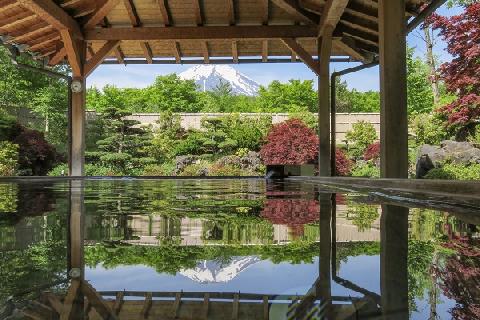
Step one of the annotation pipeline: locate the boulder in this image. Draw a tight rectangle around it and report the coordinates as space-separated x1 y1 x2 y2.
441 140 480 164
175 155 198 175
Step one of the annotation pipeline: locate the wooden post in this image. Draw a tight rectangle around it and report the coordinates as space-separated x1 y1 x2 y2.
379 0 408 178
318 193 332 316
318 27 333 177
70 75 86 176
380 205 409 319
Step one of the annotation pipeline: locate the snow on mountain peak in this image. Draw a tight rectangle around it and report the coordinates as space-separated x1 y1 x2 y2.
179 65 260 96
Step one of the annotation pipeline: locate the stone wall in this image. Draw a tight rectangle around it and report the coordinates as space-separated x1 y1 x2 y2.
86 112 381 143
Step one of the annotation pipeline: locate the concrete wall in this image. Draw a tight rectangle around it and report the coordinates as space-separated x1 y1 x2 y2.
87 112 380 143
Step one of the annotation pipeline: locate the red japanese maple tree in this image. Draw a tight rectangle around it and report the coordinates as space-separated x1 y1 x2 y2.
428 4 480 137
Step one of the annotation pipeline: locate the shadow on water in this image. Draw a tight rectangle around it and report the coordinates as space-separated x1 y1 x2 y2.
0 178 479 319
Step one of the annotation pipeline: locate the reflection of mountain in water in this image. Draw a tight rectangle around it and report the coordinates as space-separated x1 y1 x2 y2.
179 256 260 283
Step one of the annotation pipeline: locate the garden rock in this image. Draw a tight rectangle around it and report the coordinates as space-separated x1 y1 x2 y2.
175 155 198 175
216 152 263 173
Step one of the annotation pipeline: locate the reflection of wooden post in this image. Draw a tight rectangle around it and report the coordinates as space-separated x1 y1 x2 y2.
319 193 332 313
379 0 408 178
67 180 85 319
380 205 408 319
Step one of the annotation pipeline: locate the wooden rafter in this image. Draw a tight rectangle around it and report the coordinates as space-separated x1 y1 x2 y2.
12 24 53 42
227 0 235 25
114 46 125 65
85 40 120 76
156 0 172 26
1 11 37 31
281 38 319 75
262 0 269 25
83 0 120 29
232 40 238 63
60 29 83 76
0 0 18 14
172 41 181 63
29 34 61 51
339 24 378 46
48 47 66 65
84 25 318 41
142 293 153 319
346 2 377 23
193 0 203 26
18 0 82 39
340 11 378 35
291 50 296 62
81 281 118 320
123 0 141 27
335 38 366 62
113 292 124 315
140 42 153 63
270 0 317 25
203 41 209 64
262 40 268 62
318 0 349 37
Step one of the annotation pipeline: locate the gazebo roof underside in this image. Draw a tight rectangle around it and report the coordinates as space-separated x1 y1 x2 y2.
0 0 430 67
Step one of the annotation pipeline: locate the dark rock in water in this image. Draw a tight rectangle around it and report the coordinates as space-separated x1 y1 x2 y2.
416 140 480 178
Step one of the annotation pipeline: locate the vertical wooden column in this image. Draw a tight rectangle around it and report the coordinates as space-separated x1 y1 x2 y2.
318 27 334 177
380 205 409 319
318 193 332 316
379 0 408 178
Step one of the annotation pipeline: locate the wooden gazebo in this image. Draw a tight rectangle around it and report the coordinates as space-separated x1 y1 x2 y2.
0 0 443 179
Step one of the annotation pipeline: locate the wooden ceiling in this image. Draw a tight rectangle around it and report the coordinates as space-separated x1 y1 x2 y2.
0 0 431 69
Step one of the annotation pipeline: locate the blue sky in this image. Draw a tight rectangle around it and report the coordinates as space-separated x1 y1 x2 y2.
87 4 461 92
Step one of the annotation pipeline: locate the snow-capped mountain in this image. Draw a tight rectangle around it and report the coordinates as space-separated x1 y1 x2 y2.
179 65 260 96
179 256 260 283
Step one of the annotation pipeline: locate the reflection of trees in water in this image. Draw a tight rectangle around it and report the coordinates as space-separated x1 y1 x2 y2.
260 199 319 238
345 202 379 232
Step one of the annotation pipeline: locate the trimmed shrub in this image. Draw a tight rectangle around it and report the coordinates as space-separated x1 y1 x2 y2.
0 141 18 176
13 128 57 176
260 119 318 165
424 163 480 180
345 121 377 159
49 164 116 176
351 162 380 178
364 142 380 161
335 149 352 176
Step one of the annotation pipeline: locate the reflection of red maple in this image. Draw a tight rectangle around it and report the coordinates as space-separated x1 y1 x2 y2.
432 238 480 319
260 199 319 237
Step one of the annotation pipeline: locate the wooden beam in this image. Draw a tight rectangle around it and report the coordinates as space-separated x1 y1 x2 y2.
341 11 378 35
291 50 296 62
172 292 182 318
140 42 153 63
83 0 120 29
113 292 124 315
114 46 125 65
263 296 269 320
141 293 152 319
203 293 210 320
0 0 18 14
48 47 66 65
335 38 366 62
60 280 81 320
338 24 378 46
173 41 181 63
232 293 239 320
281 38 319 75
271 0 318 25
84 40 120 76
84 25 318 41
18 0 82 39
60 29 83 76
123 0 140 27
203 41 209 64
156 0 172 26
262 0 269 25
81 281 118 320
193 0 203 25
227 0 235 25
318 0 349 37
232 40 238 63
29 34 61 51
13 24 54 42
0 11 37 30
262 39 268 62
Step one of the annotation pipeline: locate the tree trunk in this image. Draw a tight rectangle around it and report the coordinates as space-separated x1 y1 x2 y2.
423 26 440 105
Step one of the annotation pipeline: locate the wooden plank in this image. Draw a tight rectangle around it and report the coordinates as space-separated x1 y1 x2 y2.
227 0 235 25
270 0 318 24
84 25 318 41
18 0 82 39
123 0 141 27
156 0 172 26
232 293 239 320
114 46 125 65
29 35 61 51
172 292 182 318
141 292 153 319
203 293 210 320
42 292 63 314
262 0 269 25
140 42 153 64
338 23 378 46
60 280 81 320
0 0 18 14
318 0 349 37
13 24 54 42
1 11 37 30
84 0 120 29
60 29 83 76
281 38 319 75
113 291 124 315
173 41 181 63
81 281 118 320
262 40 268 62
84 40 120 76
263 296 269 320
203 41 209 64
232 40 238 63
335 39 366 62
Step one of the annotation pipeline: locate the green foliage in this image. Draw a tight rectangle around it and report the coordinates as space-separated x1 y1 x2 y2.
142 162 176 176
346 203 380 232
468 125 480 144
424 163 480 180
257 80 317 112
0 141 18 176
345 121 378 158
335 78 380 113
288 111 317 130
407 47 435 115
410 113 448 146
351 162 380 178
408 240 436 311
0 184 17 212
48 163 116 176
